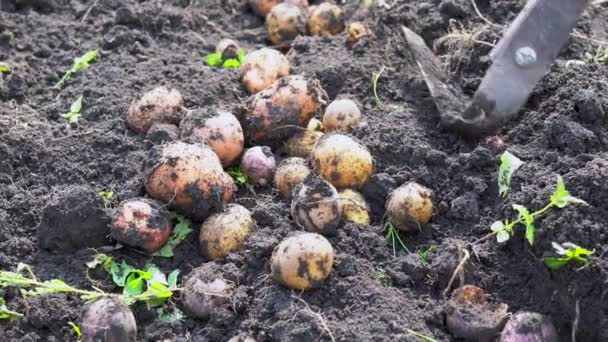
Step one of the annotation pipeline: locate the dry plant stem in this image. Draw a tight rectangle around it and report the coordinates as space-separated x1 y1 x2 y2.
572 299 580 342
291 295 336 342
442 248 471 298
81 0 101 22
470 0 499 27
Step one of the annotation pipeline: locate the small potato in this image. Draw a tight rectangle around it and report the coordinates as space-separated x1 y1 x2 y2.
347 22 369 45
216 38 239 61
242 48 290 94
82 298 137 342
307 117 324 131
127 86 184 133
271 232 334 290
200 204 255 260
144 142 236 221
244 75 327 145
181 263 235 320
323 99 362 132
266 3 307 46
110 198 172 253
307 3 345 36
386 182 432 232
291 174 342 235
241 146 276 186
339 189 370 225
285 129 323 158
249 0 308 17
500 312 557 342
274 157 311 199
311 133 373 189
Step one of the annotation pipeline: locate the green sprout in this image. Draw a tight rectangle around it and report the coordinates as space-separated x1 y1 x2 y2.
498 151 524 197
97 190 114 209
61 95 83 124
0 62 9 74
68 322 82 341
584 46 608 64
153 212 193 258
406 329 438 342
205 48 246 69
417 245 436 262
385 222 411 257
544 242 594 270
489 176 587 245
54 50 98 89
372 66 386 107
227 166 255 194
0 297 23 322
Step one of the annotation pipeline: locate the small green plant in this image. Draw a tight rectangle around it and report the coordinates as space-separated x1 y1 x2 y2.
0 62 9 74
97 190 114 209
55 50 98 89
585 46 608 64
374 269 391 286
205 48 246 69
544 242 594 270
153 212 193 257
372 66 386 107
406 329 438 342
61 96 83 124
498 150 524 197
227 166 255 194
417 245 436 262
68 322 82 341
0 297 23 322
489 176 587 245
385 222 411 257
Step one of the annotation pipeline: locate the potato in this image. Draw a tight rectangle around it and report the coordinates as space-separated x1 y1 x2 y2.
500 312 558 342
339 189 370 225
274 157 311 199
110 198 172 253
311 133 373 189
127 86 184 133
323 99 362 132
228 335 257 342
143 141 236 221
271 232 334 290
307 117 324 131
266 3 307 46
216 38 239 60
285 129 323 158
249 0 308 17
386 182 432 232
82 298 137 342
307 3 345 36
181 263 235 320
181 110 244 167
347 22 369 45
291 174 341 235
244 75 327 145
200 204 255 260
241 146 276 186
242 48 290 94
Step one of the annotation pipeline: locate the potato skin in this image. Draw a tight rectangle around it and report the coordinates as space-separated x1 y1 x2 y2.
82 298 137 342
311 133 373 189
143 142 236 221
241 146 276 186
323 99 362 132
181 263 234 320
274 157 311 199
110 198 172 253
347 22 369 45
266 3 307 46
339 189 370 225
500 312 557 342
285 129 323 158
127 86 184 133
271 232 334 290
242 48 290 94
250 0 308 17
386 182 432 232
200 204 255 260
307 3 345 36
291 174 342 236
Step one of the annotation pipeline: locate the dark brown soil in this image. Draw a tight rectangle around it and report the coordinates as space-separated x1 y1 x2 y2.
1 0 608 341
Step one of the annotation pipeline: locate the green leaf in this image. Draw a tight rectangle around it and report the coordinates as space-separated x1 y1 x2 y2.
157 307 185 324
498 151 524 197
222 58 241 68
73 50 97 71
512 204 535 245
110 260 135 287
0 63 9 73
85 253 113 272
68 322 82 337
490 221 505 233
123 272 146 296
204 52 223 67
496 230 510 243
145 265 167 285
167 270 180 288
550 176 588 208
0 298 23 322
153 214 193 258
543 257 570 270
70 96 83 113
237 48 246 64
142 281 172 307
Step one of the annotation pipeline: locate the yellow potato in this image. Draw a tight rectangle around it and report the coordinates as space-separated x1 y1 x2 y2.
266 3 307 46
126 86 184 133
339 189 370 225
311 133 373 189
307 3 345 36
199 204 255 260
271 232 334 290
347 22 369 45
241 48 290 94
285 129 323 158
307 117 324 131
291 174 342 235
323 99 362 132
273 157 311 199
249 0 308 17
386 182 433 232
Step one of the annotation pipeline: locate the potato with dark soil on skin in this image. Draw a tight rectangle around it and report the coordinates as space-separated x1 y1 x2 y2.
243 75 327 145
339 189 370 225
311 133 373 189
274 157 311 199
291 174 342 235
285 129 323 158
347 22 369 45
249 0 308 17
323 99 362 132
180 110 244 167
271 232 334 290
181 263 235 320
241 146 276 186
216 38 239 60
241 48 290 94
126 86 184 133
386 182 433 232
200 204 255 260
82 298 137 342
500 312 558 342
110 198 172 253
307 2 345 36
266 3 307 46
143 141 236 221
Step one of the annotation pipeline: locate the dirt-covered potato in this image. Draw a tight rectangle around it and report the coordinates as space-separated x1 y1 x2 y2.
249 0 308 17
266 3 307 46
500 312 558 342
110 198 172 253
339 189 370 225
181 263 235 320
143 141 236 221
244 75 327 145
386 182 432 232
82 298 137 342
242 48 290 94
241 146 276 186
307 2 345 36
127 86 184 133
323 99 362 132
285 129 323 158
180 110 244 167
291 174 341 235
271 232 334 290
274 157 312 199
200 204 255 260
311 133 373 189
347 22 369 45
216 38 239 60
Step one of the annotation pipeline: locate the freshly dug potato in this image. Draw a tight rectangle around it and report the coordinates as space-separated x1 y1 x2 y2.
228 335 257 342
323 99 362 132
347 22 369 45
241 146 276 186
110 198 172 253
274 157 311 199
339 189 370 225
500 312 558 342
216 38 239 60
249 0 308 17
143 142 236 221
244 75 327 145
181 263 235 320
271 232 334 290
242 48 290 94
82 298 137 342
285 129 323 158
266 3 307 46
181 110 244 167
307 3 345 36
386 182 433 232
200 204 255 260
127 86 184 133
291 174 342 235
307 117 324 131
311 133 373 189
